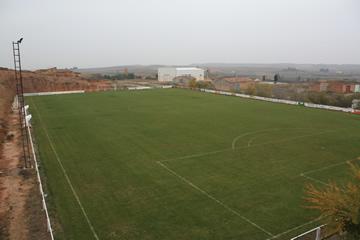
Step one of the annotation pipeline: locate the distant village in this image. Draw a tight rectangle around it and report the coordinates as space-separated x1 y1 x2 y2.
156 67 360 109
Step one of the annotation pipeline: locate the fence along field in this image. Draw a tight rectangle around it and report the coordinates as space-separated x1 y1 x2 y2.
28 88 360 239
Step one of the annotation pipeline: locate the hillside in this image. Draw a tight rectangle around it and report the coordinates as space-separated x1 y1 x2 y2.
75 63 360 82
0 68 114 93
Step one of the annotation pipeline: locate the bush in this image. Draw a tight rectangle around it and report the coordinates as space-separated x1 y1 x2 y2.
255 84 273 97
305 162 360 239
188 79 197 88
102 73 136 80
195 81 214 89
244 85 256 95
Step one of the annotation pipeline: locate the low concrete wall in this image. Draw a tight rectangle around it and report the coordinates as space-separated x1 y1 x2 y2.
127 85 172 90
197 88 354 113
24 90 85 96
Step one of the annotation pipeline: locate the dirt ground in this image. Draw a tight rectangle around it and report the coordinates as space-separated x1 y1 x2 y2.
0 72 49 240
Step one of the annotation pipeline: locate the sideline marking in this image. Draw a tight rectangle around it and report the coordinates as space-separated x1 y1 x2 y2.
266 218 322 240
32 99 100 240
156 161 274 237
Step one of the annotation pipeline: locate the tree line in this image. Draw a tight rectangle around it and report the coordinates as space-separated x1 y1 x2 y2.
102 73 136 80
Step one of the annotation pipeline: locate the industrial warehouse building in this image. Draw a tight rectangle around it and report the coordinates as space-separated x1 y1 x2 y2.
158 67 205 82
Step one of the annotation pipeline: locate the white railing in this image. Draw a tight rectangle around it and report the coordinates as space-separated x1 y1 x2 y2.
23 86 355 114
127 86 152 90
27 122 55 240
24 90 85 96
197 88 354 113
127 85 173 90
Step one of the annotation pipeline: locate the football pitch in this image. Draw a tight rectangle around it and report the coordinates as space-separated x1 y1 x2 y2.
28 88 360 240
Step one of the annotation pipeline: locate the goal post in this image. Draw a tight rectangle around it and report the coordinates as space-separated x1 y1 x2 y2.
291 225 324 240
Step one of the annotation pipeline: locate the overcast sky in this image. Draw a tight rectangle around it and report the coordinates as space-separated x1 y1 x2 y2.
1 0 360 69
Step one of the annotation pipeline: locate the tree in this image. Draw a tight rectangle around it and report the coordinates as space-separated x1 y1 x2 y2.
195 81 214 89
255 84 273 97
244 85 256 95
188 79 197 88
274 74 280 84
305 162 360 239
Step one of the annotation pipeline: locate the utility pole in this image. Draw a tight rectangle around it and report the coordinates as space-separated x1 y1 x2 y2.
12 38 32 168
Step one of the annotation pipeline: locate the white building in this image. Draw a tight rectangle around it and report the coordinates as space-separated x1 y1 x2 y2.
158 67 205 82
355 84 360 93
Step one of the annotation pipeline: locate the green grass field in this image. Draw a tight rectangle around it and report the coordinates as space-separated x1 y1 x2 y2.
28 88 360 240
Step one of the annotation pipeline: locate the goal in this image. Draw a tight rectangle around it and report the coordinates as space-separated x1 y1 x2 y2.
291 225 324 240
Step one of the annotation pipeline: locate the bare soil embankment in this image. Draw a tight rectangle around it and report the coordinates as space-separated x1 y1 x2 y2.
0 69 49 240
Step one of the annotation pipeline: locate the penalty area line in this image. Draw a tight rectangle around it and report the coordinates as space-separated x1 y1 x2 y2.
299 157 360 187
300 173 330 187
32 99 100 240
160 148 230 163
301 157 360 176
156 161 274 237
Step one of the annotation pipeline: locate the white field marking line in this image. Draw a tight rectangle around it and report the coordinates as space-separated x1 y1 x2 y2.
160 148 230 163
244 127 320 148
231 128 279 150
161 129 336 164
265 217 322 240
238 130 337 151
156 161 275 237
300 173 330 187
32 99 100 240
247 136 257 147
298 157 360 187
289 224 325 240
301 157 360 176
232 128 334 151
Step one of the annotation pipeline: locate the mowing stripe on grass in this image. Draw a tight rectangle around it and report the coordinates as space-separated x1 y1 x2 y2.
156 161 275 237
32 99 100 240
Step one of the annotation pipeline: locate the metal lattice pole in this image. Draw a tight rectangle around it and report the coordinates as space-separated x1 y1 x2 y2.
12 38 32 168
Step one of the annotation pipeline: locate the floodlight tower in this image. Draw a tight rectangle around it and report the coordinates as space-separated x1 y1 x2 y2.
12 38 32 168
